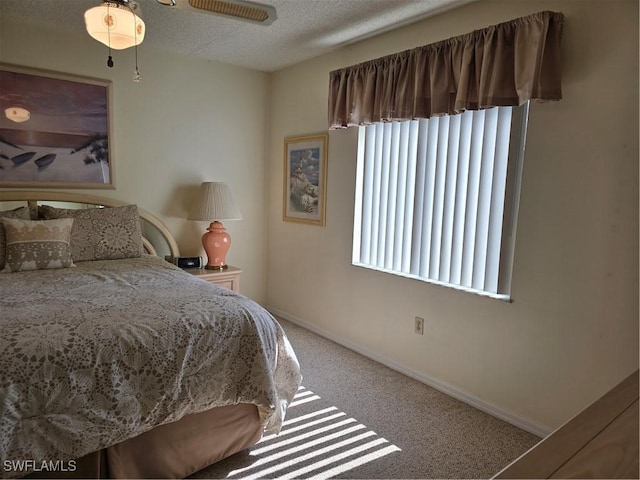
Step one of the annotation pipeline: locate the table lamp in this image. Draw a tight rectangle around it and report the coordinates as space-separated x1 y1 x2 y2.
188 182 242 270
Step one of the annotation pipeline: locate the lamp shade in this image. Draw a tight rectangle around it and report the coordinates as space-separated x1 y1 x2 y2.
188 182 242 221
84 1 145 50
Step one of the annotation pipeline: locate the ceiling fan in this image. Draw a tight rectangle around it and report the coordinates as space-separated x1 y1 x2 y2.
84 0 276 51
84 0 276 80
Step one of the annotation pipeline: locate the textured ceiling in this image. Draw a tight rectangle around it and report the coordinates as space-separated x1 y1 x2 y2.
0 0 474 72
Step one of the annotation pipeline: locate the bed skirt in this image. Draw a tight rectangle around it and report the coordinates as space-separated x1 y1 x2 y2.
25 403 262 479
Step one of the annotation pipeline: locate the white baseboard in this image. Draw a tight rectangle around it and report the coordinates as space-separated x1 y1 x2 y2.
268 306 552 438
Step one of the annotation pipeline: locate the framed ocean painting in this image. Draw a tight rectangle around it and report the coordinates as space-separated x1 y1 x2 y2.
283 133 328 226
0 64 113 189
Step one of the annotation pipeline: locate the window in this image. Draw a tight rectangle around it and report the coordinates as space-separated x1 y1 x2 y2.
352 103 529 300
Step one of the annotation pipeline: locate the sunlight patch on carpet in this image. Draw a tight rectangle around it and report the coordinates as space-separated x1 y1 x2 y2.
226 386 401 480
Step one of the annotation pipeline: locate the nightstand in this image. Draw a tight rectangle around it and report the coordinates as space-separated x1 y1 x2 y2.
183 266 242 293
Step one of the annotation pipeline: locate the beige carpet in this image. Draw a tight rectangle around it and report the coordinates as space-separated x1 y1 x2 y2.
190 318 540 479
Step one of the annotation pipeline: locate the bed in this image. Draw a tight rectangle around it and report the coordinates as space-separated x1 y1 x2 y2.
0 191 302 479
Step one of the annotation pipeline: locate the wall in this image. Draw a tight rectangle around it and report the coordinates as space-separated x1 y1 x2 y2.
266 0 639 433
0 17 270 302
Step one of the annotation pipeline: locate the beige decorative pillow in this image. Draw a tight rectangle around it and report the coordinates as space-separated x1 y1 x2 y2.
1 218 75 273
0 206 31 270
40 204 143 262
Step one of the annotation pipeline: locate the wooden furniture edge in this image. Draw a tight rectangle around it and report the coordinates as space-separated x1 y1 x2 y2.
550 397 639 478
184 266 243 274
494 369 639 479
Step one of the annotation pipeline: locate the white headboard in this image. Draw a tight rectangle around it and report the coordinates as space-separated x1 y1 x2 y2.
0 191 180 259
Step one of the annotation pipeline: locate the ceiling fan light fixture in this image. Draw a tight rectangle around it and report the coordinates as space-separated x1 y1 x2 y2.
84 0 145 50
188 0 276 25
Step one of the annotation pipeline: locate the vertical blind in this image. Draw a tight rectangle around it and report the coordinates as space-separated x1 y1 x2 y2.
353 105 525 297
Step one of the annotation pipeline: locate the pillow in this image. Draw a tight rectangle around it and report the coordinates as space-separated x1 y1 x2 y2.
39 204 143 262
0 206 31 270
1 218 75 273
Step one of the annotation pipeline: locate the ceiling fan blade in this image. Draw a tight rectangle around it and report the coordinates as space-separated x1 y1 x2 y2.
184 0 277 25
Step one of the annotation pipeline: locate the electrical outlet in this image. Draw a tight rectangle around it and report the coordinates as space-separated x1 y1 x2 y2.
414 316 424 335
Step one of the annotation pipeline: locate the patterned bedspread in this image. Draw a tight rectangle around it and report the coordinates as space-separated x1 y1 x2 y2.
0 256 301 477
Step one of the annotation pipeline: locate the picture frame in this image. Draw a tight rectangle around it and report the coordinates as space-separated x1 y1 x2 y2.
0 64 114 189
283 133 328 226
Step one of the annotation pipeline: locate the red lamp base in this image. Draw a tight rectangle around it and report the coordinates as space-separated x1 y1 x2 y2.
202 221 231 270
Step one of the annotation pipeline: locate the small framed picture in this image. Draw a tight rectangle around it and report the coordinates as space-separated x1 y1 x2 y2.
283 133 328 226
0 64 113 189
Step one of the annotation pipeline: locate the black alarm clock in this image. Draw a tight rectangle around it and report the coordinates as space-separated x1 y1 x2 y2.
168 256 204 269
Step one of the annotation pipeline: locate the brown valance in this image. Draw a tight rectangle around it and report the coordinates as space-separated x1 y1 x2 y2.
328 11 564 129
